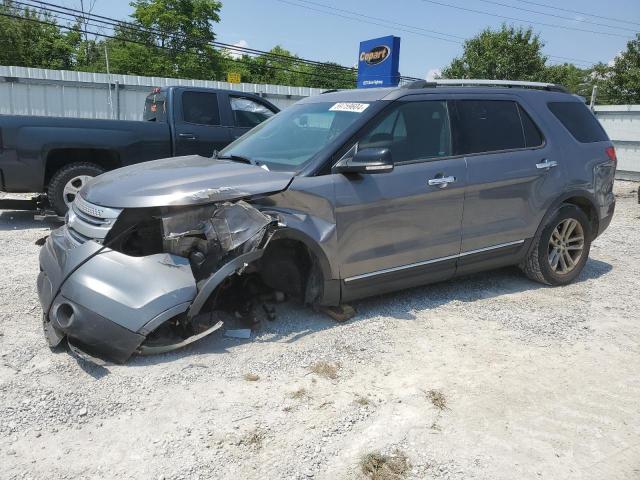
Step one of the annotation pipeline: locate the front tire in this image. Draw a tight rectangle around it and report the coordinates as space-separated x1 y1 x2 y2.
521 204 592 286
47 163 104 215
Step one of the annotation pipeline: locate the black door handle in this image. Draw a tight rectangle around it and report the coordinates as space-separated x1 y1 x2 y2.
178 133 197 140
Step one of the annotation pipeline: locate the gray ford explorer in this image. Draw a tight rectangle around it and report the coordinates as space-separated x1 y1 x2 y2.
37 79 617 363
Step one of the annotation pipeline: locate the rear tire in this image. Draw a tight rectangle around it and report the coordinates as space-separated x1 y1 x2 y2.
521 204 592 286
47 162 104 215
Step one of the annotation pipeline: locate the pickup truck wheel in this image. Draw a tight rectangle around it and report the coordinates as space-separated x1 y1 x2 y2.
47 163 105 215
521 204 592 286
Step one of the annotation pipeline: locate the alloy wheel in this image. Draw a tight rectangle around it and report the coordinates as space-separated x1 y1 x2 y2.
548 218 584 275
62 175 92 207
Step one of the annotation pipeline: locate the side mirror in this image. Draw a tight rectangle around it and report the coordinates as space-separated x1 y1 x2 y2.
334 147 394 175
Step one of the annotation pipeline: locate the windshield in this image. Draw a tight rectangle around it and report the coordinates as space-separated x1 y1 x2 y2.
218 101 371 171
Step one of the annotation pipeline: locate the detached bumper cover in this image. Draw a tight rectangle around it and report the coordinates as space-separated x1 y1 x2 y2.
37 226 198 363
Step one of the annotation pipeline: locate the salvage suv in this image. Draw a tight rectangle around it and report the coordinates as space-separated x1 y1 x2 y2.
37 79 617 363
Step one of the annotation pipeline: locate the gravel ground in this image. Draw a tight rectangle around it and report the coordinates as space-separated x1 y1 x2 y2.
1 182 639 480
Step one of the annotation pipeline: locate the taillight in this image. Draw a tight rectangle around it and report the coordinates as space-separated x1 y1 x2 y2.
605 146 617 164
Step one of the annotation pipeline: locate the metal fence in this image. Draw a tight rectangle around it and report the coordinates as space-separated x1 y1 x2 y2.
1 66 638 177
0 66 325 120
593 105 640 179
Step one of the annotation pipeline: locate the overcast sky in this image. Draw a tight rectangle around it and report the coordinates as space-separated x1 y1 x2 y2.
58 0 639 79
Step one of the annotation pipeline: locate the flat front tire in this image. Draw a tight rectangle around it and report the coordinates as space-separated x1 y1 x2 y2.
47 163 104 215
521 204 592 286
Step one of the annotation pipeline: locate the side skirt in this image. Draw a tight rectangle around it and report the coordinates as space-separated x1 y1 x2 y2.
340 239 531 303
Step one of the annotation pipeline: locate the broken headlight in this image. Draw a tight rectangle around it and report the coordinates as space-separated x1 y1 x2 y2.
161 201 274 278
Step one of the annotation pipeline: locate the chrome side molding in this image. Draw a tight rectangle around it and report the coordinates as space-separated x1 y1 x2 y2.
343 240 525 283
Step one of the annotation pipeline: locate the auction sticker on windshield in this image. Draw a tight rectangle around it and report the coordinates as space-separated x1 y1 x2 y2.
329 102 370 113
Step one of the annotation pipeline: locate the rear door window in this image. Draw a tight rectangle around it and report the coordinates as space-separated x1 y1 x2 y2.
182 91 220 126
230 97 276 128
358 100 451 163
547 101 608 143
519 104 544 148
455 100 526 154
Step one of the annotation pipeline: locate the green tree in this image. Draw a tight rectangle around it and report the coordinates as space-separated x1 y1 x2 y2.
87 0 225 79
0 2 78 69
442 25 547 81
304 61 356 89
541 63 592 97
593 33 640 104
229 47 356 89
240 46 305 86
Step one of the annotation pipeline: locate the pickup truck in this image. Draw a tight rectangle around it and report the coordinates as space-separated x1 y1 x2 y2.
0 86 279 214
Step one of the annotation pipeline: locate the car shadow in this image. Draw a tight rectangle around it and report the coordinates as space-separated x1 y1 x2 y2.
127 258 613 367
0 210 61 232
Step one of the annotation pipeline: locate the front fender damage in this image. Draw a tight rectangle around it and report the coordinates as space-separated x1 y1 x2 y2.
38 201 277 364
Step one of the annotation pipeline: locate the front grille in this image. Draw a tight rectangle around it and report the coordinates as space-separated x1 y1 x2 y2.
67 226 91 245
67 196 122 244
72 203 111 227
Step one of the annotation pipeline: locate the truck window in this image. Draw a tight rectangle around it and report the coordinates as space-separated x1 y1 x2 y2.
230 97 276 128
143 92 167 122
455 100 526 154
547 101 608 143
182 91 221 126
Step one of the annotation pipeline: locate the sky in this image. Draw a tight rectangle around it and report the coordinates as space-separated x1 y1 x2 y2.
57 0 640 79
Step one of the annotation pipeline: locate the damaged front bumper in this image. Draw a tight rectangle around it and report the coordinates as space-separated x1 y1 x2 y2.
37 213 269 363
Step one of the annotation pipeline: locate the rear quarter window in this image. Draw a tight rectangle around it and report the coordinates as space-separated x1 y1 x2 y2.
547 101 608 143
143 93 167 122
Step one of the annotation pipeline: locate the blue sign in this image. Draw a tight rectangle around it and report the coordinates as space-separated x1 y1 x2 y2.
357 36 401 89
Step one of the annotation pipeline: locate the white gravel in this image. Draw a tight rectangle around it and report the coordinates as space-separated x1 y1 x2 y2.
1 183 639 480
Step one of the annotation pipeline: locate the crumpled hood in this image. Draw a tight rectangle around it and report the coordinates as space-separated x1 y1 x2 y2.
81 155 294 208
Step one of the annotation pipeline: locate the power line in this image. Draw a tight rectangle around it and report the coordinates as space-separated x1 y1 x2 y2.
8 2 422 83
18 0 423 81
17 0 360 73
272 0 599 67
281 0 465 41
14 0 354 74
473 0 638 33
275 0 462 45
417 0 633 39
513 0 640 28
0 11 358 83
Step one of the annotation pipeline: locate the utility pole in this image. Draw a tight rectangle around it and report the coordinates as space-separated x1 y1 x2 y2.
104 43 114 119
590 85 598 111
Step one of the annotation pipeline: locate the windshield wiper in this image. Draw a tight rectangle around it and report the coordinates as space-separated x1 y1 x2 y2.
215 153 256 166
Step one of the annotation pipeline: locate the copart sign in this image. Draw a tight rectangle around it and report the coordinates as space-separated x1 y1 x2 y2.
357 35 401 89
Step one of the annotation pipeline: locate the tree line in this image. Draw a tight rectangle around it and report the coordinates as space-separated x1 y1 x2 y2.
0 0 638 103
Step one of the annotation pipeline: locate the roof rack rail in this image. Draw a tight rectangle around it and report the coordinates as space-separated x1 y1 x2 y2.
321 89 340 94
435 79 568 92
402 78 568 93
403 80 437 89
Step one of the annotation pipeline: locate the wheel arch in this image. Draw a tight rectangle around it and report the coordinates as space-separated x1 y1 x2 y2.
44 148 121 187
261 227 340 306
529 189 599 256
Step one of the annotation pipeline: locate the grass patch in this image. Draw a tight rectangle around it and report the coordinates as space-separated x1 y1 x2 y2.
243 373 260 381
355 395 371 406
426 390 447 410
360 450 410 480
239 428 265 449
309 361 339 379
289 387 308 399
